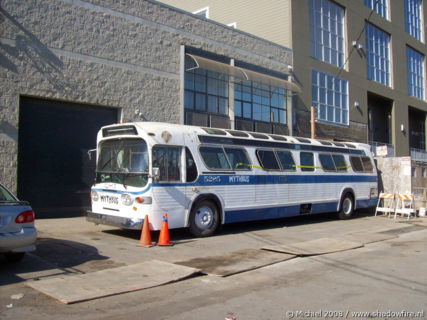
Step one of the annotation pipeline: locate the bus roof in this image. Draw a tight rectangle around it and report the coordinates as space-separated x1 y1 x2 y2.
99 122 372 154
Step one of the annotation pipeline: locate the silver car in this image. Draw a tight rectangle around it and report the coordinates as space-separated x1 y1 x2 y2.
0 183 37 262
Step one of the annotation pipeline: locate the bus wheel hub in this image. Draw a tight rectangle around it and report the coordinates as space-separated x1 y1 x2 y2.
196 208 212 229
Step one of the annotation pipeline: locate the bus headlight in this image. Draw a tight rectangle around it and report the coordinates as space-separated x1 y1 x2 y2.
370 188 378 198
121 194 134 206
91 190 99 202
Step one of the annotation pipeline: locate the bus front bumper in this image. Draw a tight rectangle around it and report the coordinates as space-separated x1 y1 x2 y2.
86 211 142 230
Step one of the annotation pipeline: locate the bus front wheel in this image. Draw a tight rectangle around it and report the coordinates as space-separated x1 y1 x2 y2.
189 200 219 237
338 193 354 220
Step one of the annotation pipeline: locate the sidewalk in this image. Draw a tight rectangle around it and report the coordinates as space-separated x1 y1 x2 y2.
31 214 427 273
1 214 426 320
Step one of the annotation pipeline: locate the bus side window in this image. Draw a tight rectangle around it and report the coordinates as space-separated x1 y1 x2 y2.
185 147 198 182
350 156 364 172
276 150 296 171
319 154 336 172
224 147 251 170
300 152 314 172
152 146 182 182
256 149 280 170
332 154 348 172
361 156 374 172
199 146 231 170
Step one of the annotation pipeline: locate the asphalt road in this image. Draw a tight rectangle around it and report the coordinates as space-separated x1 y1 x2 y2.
1 213 426 320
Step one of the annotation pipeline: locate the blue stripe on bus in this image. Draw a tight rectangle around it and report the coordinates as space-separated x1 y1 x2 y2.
224 201 339 223
224 197 377 223
152 174 377 187
96 174 377 189
201 174 377 186
357 198 378 208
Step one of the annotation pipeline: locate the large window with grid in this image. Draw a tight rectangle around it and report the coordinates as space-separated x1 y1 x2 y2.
184 57 229 116
309 0 345 67
407 47 425 100
404 0 423 41
311 69 348 126
234 81 287 124
365 23 391 87
364 0 388 19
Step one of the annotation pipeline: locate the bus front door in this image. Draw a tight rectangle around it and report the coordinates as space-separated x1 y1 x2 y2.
151 145 186 229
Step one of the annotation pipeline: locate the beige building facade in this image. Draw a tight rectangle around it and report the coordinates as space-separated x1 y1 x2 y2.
160 0 427 157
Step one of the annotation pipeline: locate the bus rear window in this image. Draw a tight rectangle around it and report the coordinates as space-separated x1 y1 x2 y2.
361 156 374 172
350 156 364 172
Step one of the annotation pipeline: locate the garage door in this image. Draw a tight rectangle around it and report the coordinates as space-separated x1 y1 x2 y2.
18 97 119 218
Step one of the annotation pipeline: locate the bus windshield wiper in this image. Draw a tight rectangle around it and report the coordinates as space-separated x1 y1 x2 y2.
101 158 113 171
117 168 129 189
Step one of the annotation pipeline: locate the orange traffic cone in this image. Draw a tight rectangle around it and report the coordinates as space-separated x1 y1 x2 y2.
158 213 172 246
139 215 153 247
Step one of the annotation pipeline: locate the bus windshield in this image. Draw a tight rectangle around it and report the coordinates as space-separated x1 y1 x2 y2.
96 138 149 188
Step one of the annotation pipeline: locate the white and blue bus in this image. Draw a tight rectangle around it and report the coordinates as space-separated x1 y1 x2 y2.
87 122 378 237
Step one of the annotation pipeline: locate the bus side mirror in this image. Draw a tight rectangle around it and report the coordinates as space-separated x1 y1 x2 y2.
87 149 96 160
152 167 160 180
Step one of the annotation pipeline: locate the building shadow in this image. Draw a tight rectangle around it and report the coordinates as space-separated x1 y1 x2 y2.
0 238 115 286
0 7 66 90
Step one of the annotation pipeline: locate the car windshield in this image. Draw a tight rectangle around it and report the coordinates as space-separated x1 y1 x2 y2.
96 138 149 188
0 185 17 202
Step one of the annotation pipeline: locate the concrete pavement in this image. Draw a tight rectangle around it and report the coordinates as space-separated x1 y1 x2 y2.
0 213 426 319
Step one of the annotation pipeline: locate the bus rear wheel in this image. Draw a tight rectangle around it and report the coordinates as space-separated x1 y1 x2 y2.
189 200 219 237
338 193 354 220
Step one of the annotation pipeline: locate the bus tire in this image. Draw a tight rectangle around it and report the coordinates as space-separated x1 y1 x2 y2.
338 193 354 220
189 200 220 237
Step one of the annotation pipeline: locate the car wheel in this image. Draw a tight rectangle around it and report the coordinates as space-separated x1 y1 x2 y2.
189 200 220 237
338 193 354 220
4 252 25 263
